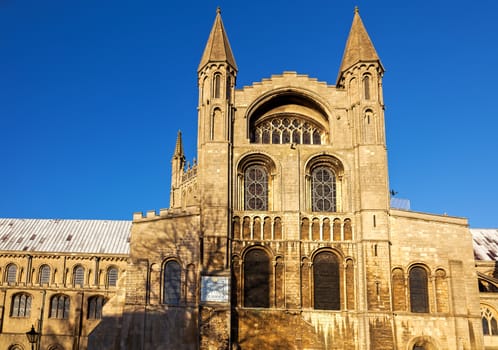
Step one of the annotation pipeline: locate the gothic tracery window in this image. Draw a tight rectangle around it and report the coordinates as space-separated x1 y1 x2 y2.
311 166 336 212
482 306 498 335
244 165 268 211
252 116 324 145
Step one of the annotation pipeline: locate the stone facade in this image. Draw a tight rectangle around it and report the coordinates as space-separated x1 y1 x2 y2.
0 7 496 350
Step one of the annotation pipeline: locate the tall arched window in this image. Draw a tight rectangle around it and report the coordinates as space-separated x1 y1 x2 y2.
11 293 31 317
50 294 70 319
311 166 336 212
313 251 340 310
39 265 51 285
363 75 371 100
107 267 118 287
213 73 221 99
409 266 429 313
6 264 17 283
244 249 270 308
87 295 105 319
73 266 84 287
163 261 181 305
244 165 268 211
482 306 498 335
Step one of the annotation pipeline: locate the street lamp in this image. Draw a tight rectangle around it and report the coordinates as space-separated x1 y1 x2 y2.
25 325 39 350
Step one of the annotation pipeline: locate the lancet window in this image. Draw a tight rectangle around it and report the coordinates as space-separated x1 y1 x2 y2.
163 261 181 305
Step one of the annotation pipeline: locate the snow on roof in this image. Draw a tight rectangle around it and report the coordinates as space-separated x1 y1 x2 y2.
471 228 498 261
0 218 131 255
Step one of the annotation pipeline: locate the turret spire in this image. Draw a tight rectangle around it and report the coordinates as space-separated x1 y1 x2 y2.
198 7 237 72
173 130 185 159
337 7 383 84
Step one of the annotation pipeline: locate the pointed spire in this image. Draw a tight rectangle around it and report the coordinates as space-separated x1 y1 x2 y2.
173 130 185 159
198 7 238 72
337 7 383 84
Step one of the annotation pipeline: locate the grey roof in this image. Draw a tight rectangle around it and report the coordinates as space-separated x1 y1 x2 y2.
471 228 498 260
0 218 131 255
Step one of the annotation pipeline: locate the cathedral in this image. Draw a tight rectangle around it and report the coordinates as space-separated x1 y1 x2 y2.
1 8 498 350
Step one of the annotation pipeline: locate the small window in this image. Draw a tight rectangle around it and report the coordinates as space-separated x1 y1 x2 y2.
11 293 31 317
6 264 17 283
163 261 181 305
107 267 118 287
244 165 268 211
73 266 84 287
87 295 105 319
39 265 51 285
409 266 429 313
363 75 371 100
213 73 221 99
50 294 70 319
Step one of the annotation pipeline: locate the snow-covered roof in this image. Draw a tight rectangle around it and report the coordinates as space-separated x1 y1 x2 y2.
471 228 498 261
0 218 131 255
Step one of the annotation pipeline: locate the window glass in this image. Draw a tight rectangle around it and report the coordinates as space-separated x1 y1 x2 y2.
244 165 268 211
313 252 340 310
163 261 181 305
409 267 429 313
311 166 336 212
244 249 270 307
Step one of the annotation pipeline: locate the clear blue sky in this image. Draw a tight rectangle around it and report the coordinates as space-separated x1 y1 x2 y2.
1 1 497 227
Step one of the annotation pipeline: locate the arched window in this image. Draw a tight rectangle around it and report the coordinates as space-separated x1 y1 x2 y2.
50 294 70 319
409 266 429 313
313 251 340 310
73 266 84 287
213 73 221 99
8 345 23 350
244 165 268 211
6 264 17 283
107 267 118 287
363 75 371 100
482 306 498 335
163 261 181 305
11 293 31 317
87 295 105 319
244 249 270 308
39 264 51 285
311 166 336 212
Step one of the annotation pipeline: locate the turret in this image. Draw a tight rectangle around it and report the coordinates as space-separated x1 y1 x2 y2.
170 130 185 208
197 7 237 146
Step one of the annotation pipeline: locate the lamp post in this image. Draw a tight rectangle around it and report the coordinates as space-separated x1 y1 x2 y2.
25 325 39 350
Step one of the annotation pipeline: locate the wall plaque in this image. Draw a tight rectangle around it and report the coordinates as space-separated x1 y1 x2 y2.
201 276 229 303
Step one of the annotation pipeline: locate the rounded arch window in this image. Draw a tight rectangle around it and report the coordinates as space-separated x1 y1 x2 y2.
163 260 181 305
39 264 51 285
244 165 268 210
243 248 271 308
409 266 429 313
306 155 344 213
313 251 341 310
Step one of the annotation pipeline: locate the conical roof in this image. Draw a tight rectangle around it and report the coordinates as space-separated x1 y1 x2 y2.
173 130 184 159
337 7 383 83
198 8 237 72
